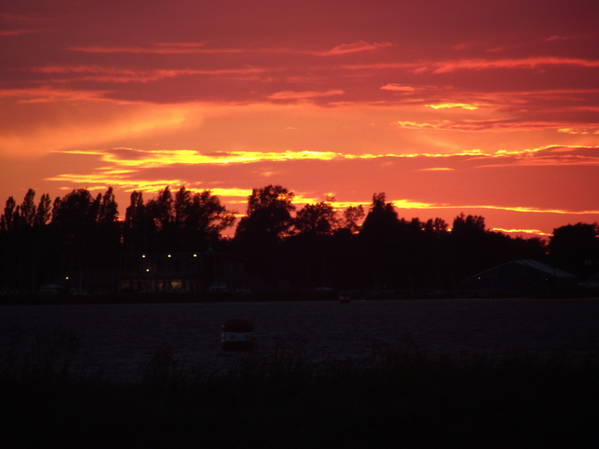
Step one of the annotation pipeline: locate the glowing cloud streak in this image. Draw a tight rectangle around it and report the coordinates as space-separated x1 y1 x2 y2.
59 149 342 168
56 145 599 170
268 90 345 100
68 41 390 57
34 65 266 83
491 227 552 237
44 163 599 217
426 103 478 110
380 84 416 92
418 167 455 171
343 57 599 73
315 41 391 56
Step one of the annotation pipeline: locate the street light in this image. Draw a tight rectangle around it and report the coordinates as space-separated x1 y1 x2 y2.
167 253 172 258
141 254 146 259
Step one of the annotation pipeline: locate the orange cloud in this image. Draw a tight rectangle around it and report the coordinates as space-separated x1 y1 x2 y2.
457 205 599 215
44 150 599 218
558 127 599 135
426 103 478 110
46 173 187 192
267 90 345 100
380 83 416 92
59 148 342 168
396 120 443 129
370 200 599 216
0 100 200 156
396 119 599 132
55 144 599 170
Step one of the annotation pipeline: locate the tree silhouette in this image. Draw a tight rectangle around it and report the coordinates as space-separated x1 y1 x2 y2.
340 205 365 235
550 223 599 277
361 193 399 238
174 186 193 229
147 186 173 232
0 196 16 232
295 201 337 236
235 185 295 244
51 189 96 230
0 184 575 297
451 213 486 237
19 188 37 228
98 187 118 225
358 193 402 288
424 217 448 234
186 190 235 240
124 191 148 251
233 185 295 286
34 194 51 228
172 186 235 248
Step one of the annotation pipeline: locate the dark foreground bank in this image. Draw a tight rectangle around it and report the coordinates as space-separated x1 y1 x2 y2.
3 340 599 448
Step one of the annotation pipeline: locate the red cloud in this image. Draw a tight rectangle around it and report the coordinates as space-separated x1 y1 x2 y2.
314 41 392 56
342 57 599 73
34 65 266 83
0 28 46 36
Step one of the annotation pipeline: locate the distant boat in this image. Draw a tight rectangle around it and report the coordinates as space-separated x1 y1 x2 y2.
221 319 255 351
338 293 351 303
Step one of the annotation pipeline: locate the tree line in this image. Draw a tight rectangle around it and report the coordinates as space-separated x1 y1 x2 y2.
0 185 597 294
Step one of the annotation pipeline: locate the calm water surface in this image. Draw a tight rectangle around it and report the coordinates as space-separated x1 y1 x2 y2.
2 298 599 380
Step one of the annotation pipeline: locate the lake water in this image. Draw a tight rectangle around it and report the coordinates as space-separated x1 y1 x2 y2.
2 298 599 381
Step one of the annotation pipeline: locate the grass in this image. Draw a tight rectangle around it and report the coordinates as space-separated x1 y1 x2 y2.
2 333 599 448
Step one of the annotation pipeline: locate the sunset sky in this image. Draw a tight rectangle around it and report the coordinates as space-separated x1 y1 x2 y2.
1 0 599 237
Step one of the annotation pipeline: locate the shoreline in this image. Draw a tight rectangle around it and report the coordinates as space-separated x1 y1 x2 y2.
1 291 597 306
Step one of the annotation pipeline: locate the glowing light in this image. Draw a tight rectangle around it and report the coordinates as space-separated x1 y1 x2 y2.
141 254 146 258
145 268 150 272
65 276 70 280
193 253 198 258
167 254 172 258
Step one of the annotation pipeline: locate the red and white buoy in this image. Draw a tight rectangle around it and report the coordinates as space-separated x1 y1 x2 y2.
221 319 255 351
